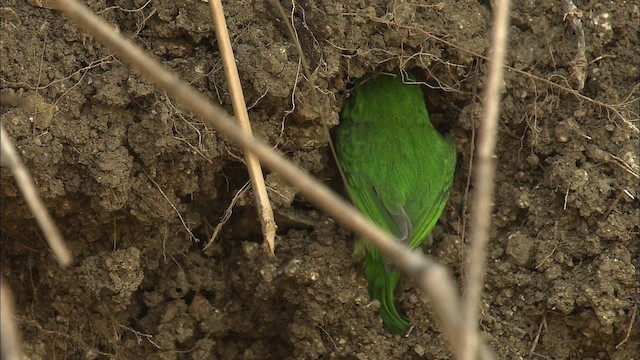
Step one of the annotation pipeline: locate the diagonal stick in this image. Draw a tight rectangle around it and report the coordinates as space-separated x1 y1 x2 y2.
1 279 23 360
1 124 72 267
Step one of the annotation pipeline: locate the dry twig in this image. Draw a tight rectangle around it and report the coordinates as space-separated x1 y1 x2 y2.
1 280 23 360
208 0 277 256
0 124 72 266
53 1 493 358
461 1 511 359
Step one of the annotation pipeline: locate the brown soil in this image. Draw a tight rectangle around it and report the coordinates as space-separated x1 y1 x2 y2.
1 1 638 359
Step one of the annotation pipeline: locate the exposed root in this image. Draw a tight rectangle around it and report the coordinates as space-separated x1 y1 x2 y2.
342 11 639 134
204 181 251 251
561 0 587 91
143 170 199 242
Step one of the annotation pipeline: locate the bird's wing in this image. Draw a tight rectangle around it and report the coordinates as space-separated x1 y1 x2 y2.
404 138 457 249
344 171 417 253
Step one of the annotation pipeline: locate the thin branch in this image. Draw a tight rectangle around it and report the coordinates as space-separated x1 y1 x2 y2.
0 124 72 267
1 280 23 360
460 61 482 248
208 0 277 257
461 1 511 360
53 1 494 358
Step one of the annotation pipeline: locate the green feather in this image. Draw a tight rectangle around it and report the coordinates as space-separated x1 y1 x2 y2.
336 69 457 334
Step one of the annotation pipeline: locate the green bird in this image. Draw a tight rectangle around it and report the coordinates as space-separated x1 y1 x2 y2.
335 69 457 335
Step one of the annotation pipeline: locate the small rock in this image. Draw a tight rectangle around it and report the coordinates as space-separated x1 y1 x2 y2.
506 231 535 267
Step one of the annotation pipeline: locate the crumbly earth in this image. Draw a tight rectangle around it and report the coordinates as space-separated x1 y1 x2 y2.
1 1 638 359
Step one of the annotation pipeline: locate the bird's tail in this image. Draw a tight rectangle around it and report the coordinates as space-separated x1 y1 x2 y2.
364 248 410 335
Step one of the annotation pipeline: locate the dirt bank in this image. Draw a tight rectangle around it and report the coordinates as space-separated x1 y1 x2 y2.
1 1 638 358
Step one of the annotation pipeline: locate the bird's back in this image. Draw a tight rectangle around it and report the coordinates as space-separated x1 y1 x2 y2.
337 71 456 245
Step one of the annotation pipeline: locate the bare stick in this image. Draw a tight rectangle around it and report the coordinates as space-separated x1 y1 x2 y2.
208 0 277 256
461 1 511 360
1 124 72 266
52 1 494 357
1 280 23 360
